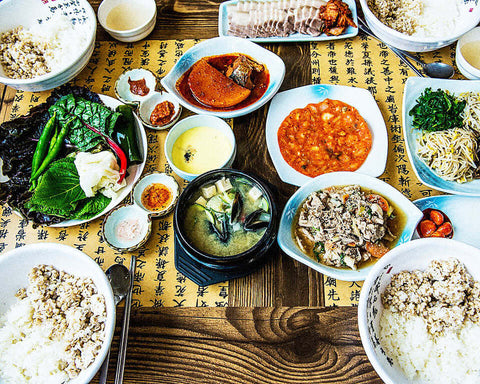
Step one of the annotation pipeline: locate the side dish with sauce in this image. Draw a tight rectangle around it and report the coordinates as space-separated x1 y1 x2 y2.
277 99 372 177
294 185 402 270
176 53 269 111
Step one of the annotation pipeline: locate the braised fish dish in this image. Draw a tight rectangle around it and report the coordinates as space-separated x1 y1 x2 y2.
176 53 269 111
294 185 402 269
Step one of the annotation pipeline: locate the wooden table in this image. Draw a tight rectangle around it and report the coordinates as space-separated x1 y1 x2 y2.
0 1 382 382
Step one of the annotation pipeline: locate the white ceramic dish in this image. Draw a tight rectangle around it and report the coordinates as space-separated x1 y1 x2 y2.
165 115 237 181
132 172 180 216
218 0 358 43
137 92 182 130
0 243 116 384
1 94 148 227
0 0 96 92
358 238 480 384
456 27 480 80
413 195 480 248
403 77 480 196
102 203 152 251
266 84 388 186
359 0 480 52
115 68 158 105
52 94 147 227
277 172 423 281
161 36 285 118
97 0 156 42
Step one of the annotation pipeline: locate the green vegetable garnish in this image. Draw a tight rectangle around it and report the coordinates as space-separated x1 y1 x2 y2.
409 88 466 132
313 241 325 262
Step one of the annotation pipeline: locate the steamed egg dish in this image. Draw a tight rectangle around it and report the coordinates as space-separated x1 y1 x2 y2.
171 126 232 174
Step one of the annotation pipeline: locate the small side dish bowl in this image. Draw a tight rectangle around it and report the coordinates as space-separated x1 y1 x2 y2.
456 27 480 80
114 68 158 105
97 0 157 42
403 77 480 196
0 0 96 92
0 243 116 384
161 36 285 118
359 0 480 52
132 172 180 217
137 92 182 130
165 115 237 181
266 84 388 186
173 168 279 275
102 204 152 251
278 171 423 281
358 238 480 384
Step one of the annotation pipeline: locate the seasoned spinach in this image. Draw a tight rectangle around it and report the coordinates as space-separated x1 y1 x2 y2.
409 88 466 132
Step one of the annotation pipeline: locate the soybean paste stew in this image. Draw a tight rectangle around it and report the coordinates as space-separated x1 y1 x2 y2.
184 176 270 256
294 185 405 270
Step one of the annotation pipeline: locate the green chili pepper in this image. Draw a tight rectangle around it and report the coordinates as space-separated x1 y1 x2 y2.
30 111 57 181
31 116 75 182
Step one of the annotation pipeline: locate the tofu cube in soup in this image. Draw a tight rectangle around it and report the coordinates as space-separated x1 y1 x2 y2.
202 184 217 199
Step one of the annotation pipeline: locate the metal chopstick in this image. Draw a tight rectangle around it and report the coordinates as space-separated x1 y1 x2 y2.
357 16 425 78
114 256 136 384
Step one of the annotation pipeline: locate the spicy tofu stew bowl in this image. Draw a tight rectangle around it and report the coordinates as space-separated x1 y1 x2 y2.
278 172 423 281
173 169 278 275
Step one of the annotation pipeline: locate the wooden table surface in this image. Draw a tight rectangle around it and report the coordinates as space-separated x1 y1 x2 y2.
0 1 383 382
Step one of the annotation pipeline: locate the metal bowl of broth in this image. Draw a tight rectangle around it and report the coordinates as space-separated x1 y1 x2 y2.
173 169 278 273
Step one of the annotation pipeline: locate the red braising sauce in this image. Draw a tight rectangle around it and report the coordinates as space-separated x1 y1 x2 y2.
176 54 269 112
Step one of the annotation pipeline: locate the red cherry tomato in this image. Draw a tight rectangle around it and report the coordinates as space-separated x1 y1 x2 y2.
419 220 436 237
436 222 453 237
429 210 444 226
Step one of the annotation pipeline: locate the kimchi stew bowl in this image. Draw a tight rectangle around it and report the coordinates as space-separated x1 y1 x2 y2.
161 36 285 118
278 172 423 281
266 84 388 187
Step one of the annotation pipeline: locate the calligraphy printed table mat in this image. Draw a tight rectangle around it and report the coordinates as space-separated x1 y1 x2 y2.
310 35 463 306
0 39 229 308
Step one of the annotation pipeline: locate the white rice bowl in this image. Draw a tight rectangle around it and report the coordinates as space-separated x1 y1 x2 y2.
359 238 480 384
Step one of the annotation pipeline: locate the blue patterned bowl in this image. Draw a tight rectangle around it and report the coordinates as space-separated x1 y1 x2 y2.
277 171 423 281
358 238 480 384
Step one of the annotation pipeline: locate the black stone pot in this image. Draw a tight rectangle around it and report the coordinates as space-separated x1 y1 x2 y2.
173 169 279 286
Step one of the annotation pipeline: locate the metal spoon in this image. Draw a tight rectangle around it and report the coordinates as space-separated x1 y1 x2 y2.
399 50 455 79
98 264 131 384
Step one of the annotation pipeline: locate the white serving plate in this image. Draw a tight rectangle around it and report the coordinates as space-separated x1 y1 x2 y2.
277 171 423 281
413 195 480 248
1 93 147 227
218 0 358 43
359 238 480 384
0 243 116 384
266 84 388 186
54 94 147 227
161 36 285 118
403 77 480 196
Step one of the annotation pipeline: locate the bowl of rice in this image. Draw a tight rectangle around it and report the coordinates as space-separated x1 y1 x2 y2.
0 0 96 92
359 0 480 52
358 238 480 384
0 243 116 384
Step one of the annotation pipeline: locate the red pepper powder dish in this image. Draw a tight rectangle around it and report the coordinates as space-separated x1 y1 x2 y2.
150 101 175 126
141 183 173 211
277 99 372 177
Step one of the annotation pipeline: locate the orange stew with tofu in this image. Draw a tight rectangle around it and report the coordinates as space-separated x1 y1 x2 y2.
277 99 372 177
